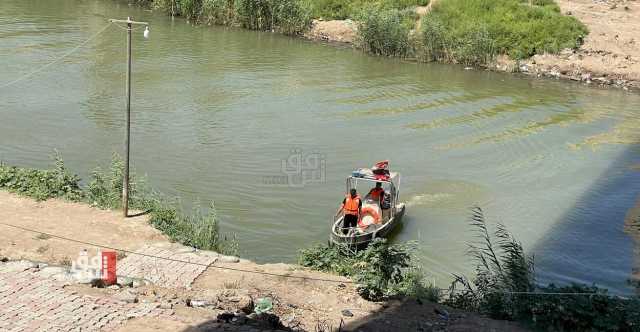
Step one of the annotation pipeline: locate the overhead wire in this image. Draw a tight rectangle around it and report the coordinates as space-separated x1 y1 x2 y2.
0 221 355 284
0 21 114 90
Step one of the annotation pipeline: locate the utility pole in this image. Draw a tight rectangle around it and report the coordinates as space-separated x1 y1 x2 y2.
108 17 149 218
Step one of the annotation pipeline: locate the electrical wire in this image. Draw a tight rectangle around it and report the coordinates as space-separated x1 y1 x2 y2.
0 221 630 297
0 221 355 284
0 22 114 90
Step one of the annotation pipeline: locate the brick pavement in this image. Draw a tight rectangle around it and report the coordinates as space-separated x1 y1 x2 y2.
0 261 174 332
117 243 218 289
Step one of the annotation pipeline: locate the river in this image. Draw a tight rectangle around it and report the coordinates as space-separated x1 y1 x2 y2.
2 0 640 293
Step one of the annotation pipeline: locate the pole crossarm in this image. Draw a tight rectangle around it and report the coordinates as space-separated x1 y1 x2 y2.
108 18 149 25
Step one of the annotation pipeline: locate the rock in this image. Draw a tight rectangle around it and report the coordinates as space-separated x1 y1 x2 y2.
115 290 138 304
132 279 144 288
4 260 38 272
159 302 173 309
187 299 210 307
341 309 354 317
118 276 134 287
581 73 592 82
217 312 236 323
107 285 121 290
176 246 196 253
233 312 248 324
51 271 76 283
218 255 240 263
434 307 449 321
38 266 68 277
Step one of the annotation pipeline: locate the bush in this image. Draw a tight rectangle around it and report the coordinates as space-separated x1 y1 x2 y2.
446 207 640 331
299 239 438 301
356 7 415 57
201 0 236 25
235 0 311 34
85 154 238 254
0 153 237 255
0 152 83 201
310 0 429 20
86 153 148 210
420 0 587 63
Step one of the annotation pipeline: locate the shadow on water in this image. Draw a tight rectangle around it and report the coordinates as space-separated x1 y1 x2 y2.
531 143 640 294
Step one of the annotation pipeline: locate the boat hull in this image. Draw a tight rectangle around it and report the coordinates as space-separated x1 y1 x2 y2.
330 203 405 249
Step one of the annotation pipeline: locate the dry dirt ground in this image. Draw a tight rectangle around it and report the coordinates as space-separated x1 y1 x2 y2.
0 191 530 331
0 191 166 265
304 19 358 44
514 0 640 89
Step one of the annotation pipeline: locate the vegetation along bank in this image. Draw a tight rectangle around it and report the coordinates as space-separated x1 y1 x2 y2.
128 0 640 90
3 154 640 330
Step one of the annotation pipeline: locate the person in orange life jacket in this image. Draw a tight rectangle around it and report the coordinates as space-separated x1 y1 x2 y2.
340 188 362 235
367 182 385 206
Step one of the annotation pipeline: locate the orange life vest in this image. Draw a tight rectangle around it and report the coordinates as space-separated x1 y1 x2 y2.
370 187 384 200
343 194 361 216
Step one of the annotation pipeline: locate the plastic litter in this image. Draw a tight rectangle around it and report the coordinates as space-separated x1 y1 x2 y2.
254 297 273 314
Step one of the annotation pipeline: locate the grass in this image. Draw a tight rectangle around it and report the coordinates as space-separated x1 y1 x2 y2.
0 153 238 256
0 152 83 202
420 0 588 64
356 7 417 57
151 0 312 35
446 207 640 331
308 0 429 20
136 0 588 65
298 239 440 302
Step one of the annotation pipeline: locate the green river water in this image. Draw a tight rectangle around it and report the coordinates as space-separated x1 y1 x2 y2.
2 0 640 293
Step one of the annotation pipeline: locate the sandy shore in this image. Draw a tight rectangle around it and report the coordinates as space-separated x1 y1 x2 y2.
304 0 640 91
0 191 529 331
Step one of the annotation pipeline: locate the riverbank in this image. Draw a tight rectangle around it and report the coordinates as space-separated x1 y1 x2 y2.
303 0 640 91
139 0 639 91
496 0 640 91
0 190 528 331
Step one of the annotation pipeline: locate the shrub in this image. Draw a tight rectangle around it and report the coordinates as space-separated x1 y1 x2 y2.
310 0 429 20
420 0 588 63
0 153 237 255
86 153 149 210
144 197 238 254
446 207 640 330
0 152 83 201
201 0 236 24
179 0 203 19
86 154 238 254
299 239 437 301
356 7 415 57
234 0 311 34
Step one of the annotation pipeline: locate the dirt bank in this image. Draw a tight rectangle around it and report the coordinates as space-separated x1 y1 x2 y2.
303 0 640 91
504 0 640 90
0 191 529 331
0 191 166 265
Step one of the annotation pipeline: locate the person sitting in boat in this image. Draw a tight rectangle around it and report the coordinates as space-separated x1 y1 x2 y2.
340 188 362 235
367 182 385 206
